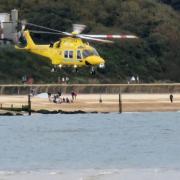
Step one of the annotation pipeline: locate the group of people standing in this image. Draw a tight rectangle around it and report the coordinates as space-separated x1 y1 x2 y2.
47 90 77 104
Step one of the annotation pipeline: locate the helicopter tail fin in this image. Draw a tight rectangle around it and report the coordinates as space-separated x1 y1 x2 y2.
23 30 36 48
15 30 36 49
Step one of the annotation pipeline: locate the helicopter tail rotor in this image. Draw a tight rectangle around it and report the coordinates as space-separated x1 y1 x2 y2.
16 20 27 44
21 20 27 31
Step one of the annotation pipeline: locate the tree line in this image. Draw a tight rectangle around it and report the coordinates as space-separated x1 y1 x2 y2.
0 0 180 83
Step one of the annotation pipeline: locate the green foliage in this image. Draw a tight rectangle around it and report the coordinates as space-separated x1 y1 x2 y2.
0 0 180 83
0 46 59 83
159 0 180 10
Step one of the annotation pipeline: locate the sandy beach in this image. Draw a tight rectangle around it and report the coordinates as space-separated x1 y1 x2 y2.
0 93 180 113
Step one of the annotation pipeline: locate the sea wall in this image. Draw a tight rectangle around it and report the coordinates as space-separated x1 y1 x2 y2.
1 83 180 95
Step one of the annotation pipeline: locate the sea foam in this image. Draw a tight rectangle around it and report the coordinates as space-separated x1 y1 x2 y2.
1 169 180 180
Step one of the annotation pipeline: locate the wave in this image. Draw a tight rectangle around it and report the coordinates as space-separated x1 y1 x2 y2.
1 168 180 180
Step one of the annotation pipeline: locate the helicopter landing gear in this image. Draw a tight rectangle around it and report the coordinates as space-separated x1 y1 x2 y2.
58 64 62 69
51 65 59 72
90 66 96 75
51 68 55 72
99 63 105 69
51 66 58 72
73 68 78 73
73 65 78 73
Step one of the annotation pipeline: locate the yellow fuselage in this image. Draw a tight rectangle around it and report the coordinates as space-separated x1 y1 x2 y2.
19 31 105 68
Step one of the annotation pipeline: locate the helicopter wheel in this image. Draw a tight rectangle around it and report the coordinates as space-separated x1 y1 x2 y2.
51 65 59 72
72 65 79 73
72 67 78 73
51 67 55 72
75 68 78 73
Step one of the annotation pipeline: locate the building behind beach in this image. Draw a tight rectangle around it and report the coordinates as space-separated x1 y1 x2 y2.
0 9 18 45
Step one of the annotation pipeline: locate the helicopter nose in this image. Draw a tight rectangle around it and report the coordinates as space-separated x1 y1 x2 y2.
85 56 105 66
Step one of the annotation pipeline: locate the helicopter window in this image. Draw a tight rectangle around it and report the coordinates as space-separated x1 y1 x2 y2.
64 51 68 58
77 50 82 59
82 49 99 58
69 51 73 58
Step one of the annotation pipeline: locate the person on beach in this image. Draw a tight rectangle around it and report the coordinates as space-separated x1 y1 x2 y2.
57 91 62 97
30 89 35 96
62 97 65 103
47 92 51 102
66 97 70 103
170 94 173 103
53 95 57 103
71 91 75 100
74 92 77 100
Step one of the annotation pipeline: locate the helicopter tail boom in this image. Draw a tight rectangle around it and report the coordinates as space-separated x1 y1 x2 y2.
15 30 53 60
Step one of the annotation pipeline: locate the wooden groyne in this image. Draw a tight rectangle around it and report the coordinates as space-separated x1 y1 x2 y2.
1 83 180 95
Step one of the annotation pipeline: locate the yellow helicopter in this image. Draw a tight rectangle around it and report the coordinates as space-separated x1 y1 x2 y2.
16 23 138 74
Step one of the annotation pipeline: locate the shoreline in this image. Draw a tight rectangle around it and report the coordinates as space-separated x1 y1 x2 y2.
0 93 180 115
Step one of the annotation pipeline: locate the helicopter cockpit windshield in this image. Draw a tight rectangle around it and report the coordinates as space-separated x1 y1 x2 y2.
82 49 99 58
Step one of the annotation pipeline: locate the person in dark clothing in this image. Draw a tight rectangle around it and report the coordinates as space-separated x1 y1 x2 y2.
48 92 51 101
170 94 173 103
62 97 65 103
66 97 70 103
53 95 57 103
71 91 75 100
58 91 62 97
71 91 77 101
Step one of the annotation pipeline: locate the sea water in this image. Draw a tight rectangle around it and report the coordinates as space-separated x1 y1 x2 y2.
0 112 180 179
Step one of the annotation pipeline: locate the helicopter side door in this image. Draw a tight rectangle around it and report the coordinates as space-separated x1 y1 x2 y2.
63 50 84 66
63 50 75 65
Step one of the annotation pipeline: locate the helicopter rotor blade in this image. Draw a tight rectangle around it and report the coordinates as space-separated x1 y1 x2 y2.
72 24 86 34
29 30 113 43
24 22 72 36
81 34 138 39
77 35 114 43
29 30 62 35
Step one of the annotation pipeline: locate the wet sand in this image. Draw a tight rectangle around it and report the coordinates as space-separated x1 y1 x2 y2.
0 93 180 112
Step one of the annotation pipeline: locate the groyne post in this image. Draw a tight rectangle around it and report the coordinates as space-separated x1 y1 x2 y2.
119 91 122 113
99 94 102 103
28 94 31 115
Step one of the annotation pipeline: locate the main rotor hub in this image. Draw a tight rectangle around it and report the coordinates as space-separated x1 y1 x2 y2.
71 31 78 36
